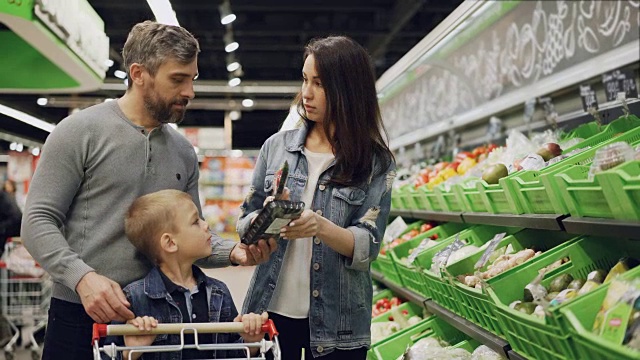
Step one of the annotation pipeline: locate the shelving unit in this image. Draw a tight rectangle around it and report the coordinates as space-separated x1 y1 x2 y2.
371 270 517 359
390 210 640 239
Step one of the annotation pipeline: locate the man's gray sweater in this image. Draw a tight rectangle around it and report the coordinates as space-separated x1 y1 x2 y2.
21 100 236 304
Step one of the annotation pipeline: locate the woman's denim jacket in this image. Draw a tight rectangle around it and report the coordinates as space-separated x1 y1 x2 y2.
237 125 396 357
107 266 244 359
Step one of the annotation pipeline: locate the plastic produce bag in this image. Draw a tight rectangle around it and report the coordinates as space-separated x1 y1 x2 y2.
471 345 506 360
588 142 635 180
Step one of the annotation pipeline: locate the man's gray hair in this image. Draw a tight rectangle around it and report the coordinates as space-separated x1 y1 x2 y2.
122 21 200 88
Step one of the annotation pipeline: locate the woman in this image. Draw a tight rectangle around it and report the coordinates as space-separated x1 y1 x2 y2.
237 36 396 359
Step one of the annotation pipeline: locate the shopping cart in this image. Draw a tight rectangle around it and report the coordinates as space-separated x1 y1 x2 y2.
0 238 52 360
92 320 281 360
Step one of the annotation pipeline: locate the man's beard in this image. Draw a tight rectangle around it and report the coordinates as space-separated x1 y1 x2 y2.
143 91 188 124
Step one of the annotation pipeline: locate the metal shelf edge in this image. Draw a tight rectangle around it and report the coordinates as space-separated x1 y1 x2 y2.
562 217 640 240
507 350 529 360
462 212 567 230
424 300 511 358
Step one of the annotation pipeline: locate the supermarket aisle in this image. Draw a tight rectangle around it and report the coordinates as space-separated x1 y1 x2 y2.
1 266 255 360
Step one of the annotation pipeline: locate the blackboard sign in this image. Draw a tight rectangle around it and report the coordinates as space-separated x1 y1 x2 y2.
579 84 599 111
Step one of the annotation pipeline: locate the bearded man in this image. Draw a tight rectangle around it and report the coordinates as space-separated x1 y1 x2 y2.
21 21 276 359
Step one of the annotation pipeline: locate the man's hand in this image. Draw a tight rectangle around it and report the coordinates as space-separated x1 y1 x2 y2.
76 272 135 323
280 209 320 240
230 238 277 266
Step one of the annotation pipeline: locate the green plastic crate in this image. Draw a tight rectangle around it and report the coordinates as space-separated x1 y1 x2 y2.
415 225 521 316
507 124 640 215
561 121 602 142
372 289 393 305
560 265 640 360
370 315 473 360
378 221 424 287
453 178 489 213
411 184 430 210
435 185 464 212
391 187 404 210
371 301 424 324
599 160 640 220
554 165 614 218
390 223 469 298
400 184 418 210
424 187 444 212
445 229 578 337
487 236 640 360
476 177 524 214
564 114 640 153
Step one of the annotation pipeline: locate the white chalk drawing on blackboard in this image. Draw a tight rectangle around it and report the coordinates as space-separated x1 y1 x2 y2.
382 0 640 140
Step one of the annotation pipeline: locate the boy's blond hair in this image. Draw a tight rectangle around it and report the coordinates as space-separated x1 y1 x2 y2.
125 189 193 264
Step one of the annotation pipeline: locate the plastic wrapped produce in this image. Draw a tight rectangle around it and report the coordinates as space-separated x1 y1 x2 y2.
588 142 636 180
471 345 507 360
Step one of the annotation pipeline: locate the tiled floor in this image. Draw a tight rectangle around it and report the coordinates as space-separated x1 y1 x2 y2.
1 266 256 360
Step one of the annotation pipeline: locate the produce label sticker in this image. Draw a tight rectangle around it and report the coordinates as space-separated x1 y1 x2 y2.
475 233 507 270
265 218 292 234
383 217 408 244
407 237 431 265
600 301 632 344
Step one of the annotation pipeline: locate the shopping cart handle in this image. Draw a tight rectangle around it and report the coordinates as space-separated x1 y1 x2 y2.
92 320 279 343
261 319 279 340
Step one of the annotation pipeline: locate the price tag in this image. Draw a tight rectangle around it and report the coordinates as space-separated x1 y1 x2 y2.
579 84 599 112
382 217 408 244
603 71 623 102
523 98 536 136
474 232 507 270
433 234 464 271
486 116 503 142
432 135 446 160
538 96 559 129
407 237 431 265
616 70 638 99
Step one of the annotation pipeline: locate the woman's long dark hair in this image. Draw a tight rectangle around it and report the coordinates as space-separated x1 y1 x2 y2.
296 36 394 187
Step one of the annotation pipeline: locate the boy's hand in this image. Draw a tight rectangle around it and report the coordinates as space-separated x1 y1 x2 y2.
124 316 158 347
234 312 268 343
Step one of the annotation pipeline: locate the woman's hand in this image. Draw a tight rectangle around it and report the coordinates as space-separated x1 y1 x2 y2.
280 209 320 240
262 187 290 207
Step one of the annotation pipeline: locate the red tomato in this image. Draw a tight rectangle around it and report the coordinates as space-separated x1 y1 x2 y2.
420 223 433 233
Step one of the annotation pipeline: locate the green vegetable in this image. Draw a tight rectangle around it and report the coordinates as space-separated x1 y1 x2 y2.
515 302 536 315
549 273 573 293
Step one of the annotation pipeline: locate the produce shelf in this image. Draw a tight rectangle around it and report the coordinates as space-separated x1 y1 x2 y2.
424 300 511 358
372 269 515 359
507 350 528 360
390 210 465 223
462 212 567 230
370 270 426 306
562 217 640 240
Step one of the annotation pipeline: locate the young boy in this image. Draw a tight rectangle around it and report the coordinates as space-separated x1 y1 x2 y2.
118 189 268 359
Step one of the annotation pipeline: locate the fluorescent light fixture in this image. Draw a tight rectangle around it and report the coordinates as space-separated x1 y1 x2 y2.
242 99 254 107
31 147 40 156
0 103 55 132
146 0 179 26
105 59 114 68
219 1 236 25
9 142 16 151
37 97 48 106
16 143 23 152
228 77 241 87
223 31 239 52
227 62 240 72
229 110 241 121
114 70 127 79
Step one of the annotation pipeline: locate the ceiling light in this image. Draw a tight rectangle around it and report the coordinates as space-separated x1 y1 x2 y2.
114 70 127 79
16 143 23 152
223 32 239 53
242 99 254 108
219 1 236 25
105 59 114 68
37 97 48 106
146 0 179 26
31 147 40 156
229 110 241 121
0 103 55 132
228 77 241 87
227 62 240 72
9 142 16 151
